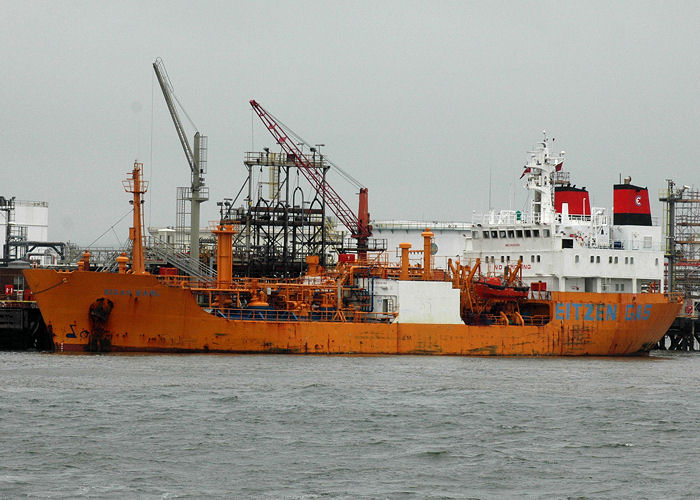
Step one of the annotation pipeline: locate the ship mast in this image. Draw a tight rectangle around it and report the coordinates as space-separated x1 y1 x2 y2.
523 131 565 224
123 162 149 275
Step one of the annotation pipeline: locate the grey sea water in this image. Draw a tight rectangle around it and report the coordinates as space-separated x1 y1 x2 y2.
1 351 699 499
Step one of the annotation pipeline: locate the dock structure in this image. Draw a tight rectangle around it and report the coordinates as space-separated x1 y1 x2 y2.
0 267 51 350
0 197 67 266
0 300 50 350
216 150 341 277
658 180 700 350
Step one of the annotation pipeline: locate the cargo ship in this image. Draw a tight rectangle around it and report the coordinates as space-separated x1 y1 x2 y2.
23 136 681 355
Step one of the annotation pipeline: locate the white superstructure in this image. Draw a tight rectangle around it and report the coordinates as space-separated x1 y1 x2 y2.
373 133 664 294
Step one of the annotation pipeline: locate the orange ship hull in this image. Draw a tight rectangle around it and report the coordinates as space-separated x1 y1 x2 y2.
24 269 680 356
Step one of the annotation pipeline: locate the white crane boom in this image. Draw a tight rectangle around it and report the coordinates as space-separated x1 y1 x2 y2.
152 58 207 267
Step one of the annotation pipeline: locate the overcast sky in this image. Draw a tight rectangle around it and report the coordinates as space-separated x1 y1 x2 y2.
2 1 699 246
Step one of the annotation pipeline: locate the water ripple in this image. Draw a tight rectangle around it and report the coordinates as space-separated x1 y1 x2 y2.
1 351 699 498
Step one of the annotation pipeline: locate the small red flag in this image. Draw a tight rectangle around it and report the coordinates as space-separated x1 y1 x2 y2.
555 161 563 172
520 167 531 179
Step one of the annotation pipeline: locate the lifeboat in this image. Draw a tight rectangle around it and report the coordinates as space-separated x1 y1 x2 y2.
474 277 529 300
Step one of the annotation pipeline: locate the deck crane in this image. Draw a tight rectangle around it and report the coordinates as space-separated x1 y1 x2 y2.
249 100 372 257
153 58 208 266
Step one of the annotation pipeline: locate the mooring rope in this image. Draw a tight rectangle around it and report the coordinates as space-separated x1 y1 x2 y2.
32 277 68 295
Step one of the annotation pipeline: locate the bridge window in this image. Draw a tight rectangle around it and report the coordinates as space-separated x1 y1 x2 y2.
596 256 600 263
533 229 540 237
499 230 507 238
609 256 613 264
516 229 523 237
614 256 618 264
537 255 541 263
655 258 659 265
507 230 515 238
491 230 498 238
562 239 574 248
630 257 634 264
501 256 505 263
531 255 535 263
625 257 629 264
472 231 480 239
483 231 489 238
590 255 594 263
544 229 550 237
524 229 532 237
575 255 580 263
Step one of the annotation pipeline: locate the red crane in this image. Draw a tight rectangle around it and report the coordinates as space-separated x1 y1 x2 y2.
249 100 371 251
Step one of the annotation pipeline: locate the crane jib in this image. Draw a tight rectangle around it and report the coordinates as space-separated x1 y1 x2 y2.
249 100 371 240
153 60 197 175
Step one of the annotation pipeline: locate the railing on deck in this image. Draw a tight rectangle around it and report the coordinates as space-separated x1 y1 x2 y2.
156 274 217 289
212 307 397 324
471 209 659 227
476 314 550 327
665 292 685 303
147 236 216 277
372 220 473 231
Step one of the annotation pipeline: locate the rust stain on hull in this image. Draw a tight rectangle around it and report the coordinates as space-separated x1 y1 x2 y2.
27 269 681 357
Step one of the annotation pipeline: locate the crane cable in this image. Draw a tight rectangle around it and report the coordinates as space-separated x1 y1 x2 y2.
154 57 199 132
85 209 132 250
